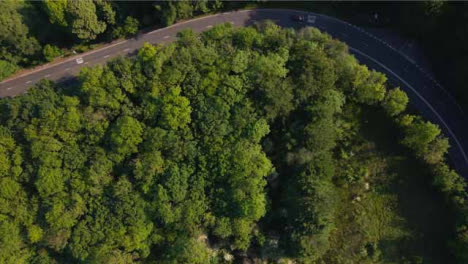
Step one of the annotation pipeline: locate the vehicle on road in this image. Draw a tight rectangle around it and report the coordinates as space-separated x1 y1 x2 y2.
76 57 84 64
291 14 305 22
308 15 316 23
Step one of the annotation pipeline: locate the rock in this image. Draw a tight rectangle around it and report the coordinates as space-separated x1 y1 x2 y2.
224 252 234 262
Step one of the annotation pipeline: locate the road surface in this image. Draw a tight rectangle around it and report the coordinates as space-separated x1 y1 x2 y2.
1 9 467 176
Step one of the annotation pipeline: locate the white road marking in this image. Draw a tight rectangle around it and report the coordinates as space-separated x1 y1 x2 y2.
328 8 451 99
25 81 32 84
0 39 127 84
0 11 235 85
0 9 463 173
0 8 463 120
104 55 110 58
65 68 70 71
223 12 229 15
206 25 213 28
350 47 468 166
44 74 51 77
84 62 89 65
6 87 12 90
164 35 170 39
123 48 130 52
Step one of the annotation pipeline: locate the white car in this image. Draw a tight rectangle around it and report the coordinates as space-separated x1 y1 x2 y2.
308 15 316 24
76 57 84 64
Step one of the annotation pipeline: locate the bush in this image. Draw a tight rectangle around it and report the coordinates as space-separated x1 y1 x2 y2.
382 88 409 116
111 17 139 39
400 117 449 164
42 44 62 62
0 60 18 81
433 163 466 205
123 16 139 36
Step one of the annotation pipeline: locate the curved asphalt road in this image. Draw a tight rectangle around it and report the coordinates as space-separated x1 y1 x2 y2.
1 9 467 176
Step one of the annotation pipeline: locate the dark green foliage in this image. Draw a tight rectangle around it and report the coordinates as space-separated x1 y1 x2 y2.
122 16 139 36
0 0 40 70
109 115 143 161
42 44 62 62
156 0 222 26
382 87 409 116
0 60 18 81
400 115 449 164
112 16 139 38
352 65 387 105
44 0 109 41
433 163 466 205
0 22 464 264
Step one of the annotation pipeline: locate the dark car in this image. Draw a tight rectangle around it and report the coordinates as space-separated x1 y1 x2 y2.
291 14 305 22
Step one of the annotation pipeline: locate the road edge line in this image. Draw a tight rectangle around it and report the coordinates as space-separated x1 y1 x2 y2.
350 47 468 166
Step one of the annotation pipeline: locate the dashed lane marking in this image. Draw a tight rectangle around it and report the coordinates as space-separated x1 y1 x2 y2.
206 25 213 28
123 48 130 52
25 81 32 84
6 87 12 90
1 8 462 117
104 55 110 58
0 39 127 85
163 35 170 39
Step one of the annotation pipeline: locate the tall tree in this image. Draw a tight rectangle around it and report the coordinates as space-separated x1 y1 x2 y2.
0 0 40 65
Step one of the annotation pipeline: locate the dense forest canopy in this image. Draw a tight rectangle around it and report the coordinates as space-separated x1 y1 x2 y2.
0 21 466 263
